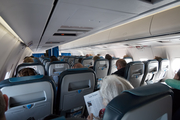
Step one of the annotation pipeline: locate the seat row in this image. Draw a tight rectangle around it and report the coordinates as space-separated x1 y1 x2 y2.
19 57 170 88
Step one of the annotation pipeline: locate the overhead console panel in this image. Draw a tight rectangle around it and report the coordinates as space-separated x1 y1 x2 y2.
150 6 180 36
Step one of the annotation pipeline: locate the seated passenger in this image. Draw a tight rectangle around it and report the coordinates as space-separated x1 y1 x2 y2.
105 54 112 62
72 63 83 69
89 56 100 70
86 54 90 58
60 56 65 61
18 68 36 77
165 69 180 120
78 58 83 63
154 56 163 62
50 56 59 62
87 75 134 120
23 57 34 63
112 59 127 78
0 91 8 120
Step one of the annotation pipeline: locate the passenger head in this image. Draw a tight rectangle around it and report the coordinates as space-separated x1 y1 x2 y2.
105 54 112 61
86 54 90 58
30 55 34 58
73 63 84 69
116 59 127 70
97 54 100 57
23 57 34 63
93 56 100 62
50 56 58 62
154 56 162 61
123 54 129 58
18 68 36 77
174 69 180 80
0 91 8 120
78 58 83 63
100 75 133 106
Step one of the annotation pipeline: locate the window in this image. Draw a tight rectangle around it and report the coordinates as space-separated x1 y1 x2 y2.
171 58 180 75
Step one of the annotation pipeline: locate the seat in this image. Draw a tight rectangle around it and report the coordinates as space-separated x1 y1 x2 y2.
63 56 69 62
48 61 70 84
123 57 133 63
43 58 50 66
15 63 45 77
68 56 76 67
94 59 109 79
32 58 40 63
154 59 170 82
82 58 94 68
103 83 173 120
108 58 119 75
124 61 144 88
0 75 56 120
141 60 159 85
56 68 96 116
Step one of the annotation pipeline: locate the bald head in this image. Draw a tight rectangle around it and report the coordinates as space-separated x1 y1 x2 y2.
73 63 84 69
116 59 127 70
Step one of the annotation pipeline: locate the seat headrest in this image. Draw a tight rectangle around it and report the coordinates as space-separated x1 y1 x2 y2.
103 83 173 120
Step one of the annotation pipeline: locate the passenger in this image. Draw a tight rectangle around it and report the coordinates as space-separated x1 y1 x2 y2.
50 56 58 62
87 75 134 120
0 91 8 120
174 69 180 80
18 68 36 77
112 59 127 78
165 69 180 120
86 54 90 58
30 55 34 58
23 57 34 63
97 54 100 57
60 56 65 61
105 54 112 61
72 63 84 69
89 56 100 70
78 58 83 63
123 54 129 58
154 56 163 62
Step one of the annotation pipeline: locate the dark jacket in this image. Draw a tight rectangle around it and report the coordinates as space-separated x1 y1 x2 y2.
112 67 125 78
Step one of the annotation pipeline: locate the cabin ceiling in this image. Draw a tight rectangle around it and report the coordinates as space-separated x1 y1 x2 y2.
0 0 179 52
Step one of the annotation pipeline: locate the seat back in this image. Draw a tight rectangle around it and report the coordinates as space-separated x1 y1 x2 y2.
68 56 76 67
64 56 69 62
0 75 56 120
32 58 40 63
82 58 94 68
124 61 144 88
108 58 119 75
103 83 173 120
94 59 109 79
15 63 45 77
141 60 159 85
56 68 96 115
43 59 50 66
123 57 133 63
154 59 169 82
48 61 70 76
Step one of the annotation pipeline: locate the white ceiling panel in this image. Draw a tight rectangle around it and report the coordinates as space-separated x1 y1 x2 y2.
0 0 53 49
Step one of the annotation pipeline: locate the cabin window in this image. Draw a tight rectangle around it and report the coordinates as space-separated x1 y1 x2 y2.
4 70 11 80
139 58 148 61
171 58 180 75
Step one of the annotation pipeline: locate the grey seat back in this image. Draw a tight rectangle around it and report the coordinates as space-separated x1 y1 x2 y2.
15 63 45 77
103 83 173 120
56 68 96 115
141 60 159 85
82 58 94 68
0 75 56 120
124 57 133 63
64 56 69 62
48 61 70 76
68 56 76 67
45 61 50 73
154 59 169 82
108 58 119 75
124 61 144 88
94 59 109 79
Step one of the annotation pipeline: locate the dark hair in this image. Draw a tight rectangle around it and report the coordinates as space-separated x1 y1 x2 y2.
50 56 58 62
19 68 36 77
105 54 112 61
78 58 83 63
177 69 180 79
116 59 127 67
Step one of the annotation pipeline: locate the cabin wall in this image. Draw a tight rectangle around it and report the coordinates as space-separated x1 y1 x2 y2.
0 24 32 81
